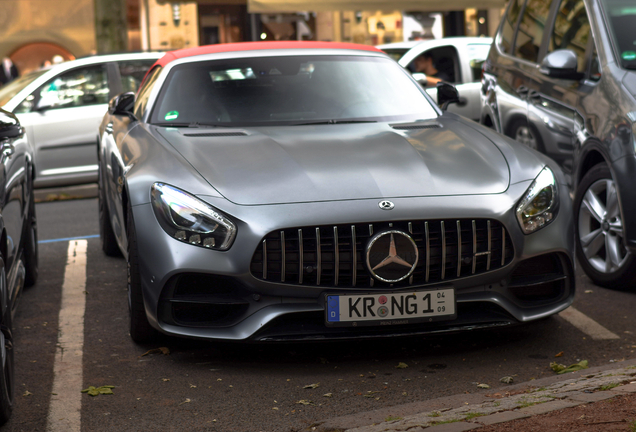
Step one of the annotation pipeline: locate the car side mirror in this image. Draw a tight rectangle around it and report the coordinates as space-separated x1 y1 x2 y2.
540 50 582 80
109 92 135 117
0 109 23 140
437 82 460 110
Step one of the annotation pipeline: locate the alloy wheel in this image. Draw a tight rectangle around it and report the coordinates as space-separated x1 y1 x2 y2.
578 178 630 273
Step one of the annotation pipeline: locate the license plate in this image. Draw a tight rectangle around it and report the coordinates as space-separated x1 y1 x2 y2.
325 288 456 327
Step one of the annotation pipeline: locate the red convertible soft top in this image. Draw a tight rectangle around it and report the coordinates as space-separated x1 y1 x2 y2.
155 41 383 67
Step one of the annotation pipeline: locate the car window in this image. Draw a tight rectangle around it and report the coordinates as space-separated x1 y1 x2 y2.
548 0 591 72
467 44 491 82
499 0 524 53
407 46 459 83
35 66 109 111
118 60 157 93
382 48 410 61
588 44 601 81
599 0 636 69
134 65 163 119
0 69 48 110
150 55 438 126
514 0 552 63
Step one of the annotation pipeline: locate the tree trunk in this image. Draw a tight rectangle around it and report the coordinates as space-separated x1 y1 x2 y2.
94 0 129 54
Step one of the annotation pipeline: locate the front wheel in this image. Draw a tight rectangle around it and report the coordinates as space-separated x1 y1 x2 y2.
127 204 158 343
99 165 121 257
23 174 38 287
510 119 543 153
0 262 14 426
574 163 636 288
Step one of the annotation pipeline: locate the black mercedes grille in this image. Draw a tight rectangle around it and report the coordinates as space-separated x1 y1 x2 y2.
250 219 514 289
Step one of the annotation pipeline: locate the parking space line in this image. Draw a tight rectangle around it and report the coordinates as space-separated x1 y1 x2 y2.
559 306 620 340
46 240 88 432
39 234 99 244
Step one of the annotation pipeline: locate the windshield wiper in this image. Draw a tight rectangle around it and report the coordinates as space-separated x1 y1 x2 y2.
291 119 377 126
152 122 228 128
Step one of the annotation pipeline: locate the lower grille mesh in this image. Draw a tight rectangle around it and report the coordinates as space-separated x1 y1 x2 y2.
250 219 514 289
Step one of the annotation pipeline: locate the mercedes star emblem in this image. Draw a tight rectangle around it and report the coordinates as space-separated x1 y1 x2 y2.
378 200 395 210
366 230 418 283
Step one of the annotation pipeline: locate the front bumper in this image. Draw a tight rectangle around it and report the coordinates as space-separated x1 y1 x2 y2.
133 181 575 342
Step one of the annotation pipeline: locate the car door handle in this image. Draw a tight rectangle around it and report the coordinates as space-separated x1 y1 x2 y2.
516 85 529 98
105 122 114 135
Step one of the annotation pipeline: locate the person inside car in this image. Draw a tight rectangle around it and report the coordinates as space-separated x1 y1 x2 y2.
412 52 451 86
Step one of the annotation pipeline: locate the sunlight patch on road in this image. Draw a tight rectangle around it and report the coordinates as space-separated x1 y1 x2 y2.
46 240 87 432
559 306 620 340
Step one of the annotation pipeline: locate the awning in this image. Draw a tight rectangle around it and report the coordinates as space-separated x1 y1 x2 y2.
247 0 506 13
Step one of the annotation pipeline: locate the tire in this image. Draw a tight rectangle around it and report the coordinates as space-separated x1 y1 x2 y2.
510 119 544 153
0 262 14 426
98 164 121 257
574 163 636 288
127 204 157 343
23 174 38 287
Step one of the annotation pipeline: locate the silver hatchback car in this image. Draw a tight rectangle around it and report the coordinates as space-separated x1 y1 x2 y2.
0 52 161 188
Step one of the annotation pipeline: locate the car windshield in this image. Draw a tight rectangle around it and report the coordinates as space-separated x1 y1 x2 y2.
381 48 410 61
601 0 636 69
0 69 48 107
150 55 438 126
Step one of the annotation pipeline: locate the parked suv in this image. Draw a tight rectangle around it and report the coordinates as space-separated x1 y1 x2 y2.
0 52 161 188
481 0 636 287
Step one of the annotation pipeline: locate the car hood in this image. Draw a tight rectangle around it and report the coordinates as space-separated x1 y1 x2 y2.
157 121 510 205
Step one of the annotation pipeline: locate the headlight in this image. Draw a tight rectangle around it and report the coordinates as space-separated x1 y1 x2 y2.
151 183 236 250
516 167 558 234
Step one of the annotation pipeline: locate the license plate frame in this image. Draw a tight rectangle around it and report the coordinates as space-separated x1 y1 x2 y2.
324 287 456 327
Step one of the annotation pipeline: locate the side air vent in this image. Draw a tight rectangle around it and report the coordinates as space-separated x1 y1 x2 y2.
183 132 248 137
390 123 442 130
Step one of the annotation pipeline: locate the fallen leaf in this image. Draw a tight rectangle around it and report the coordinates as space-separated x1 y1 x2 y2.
23 390 32 397
477 383 490 389
303 383 320 389
81 385 115 396
550 360 589 374
323 393 333 398
178 398 191 406
296 400 315 405
364 391 381 398
584 290 593 294
162 378 170 382
555 351 564 357
189 384 197 388
272 407 279 410
140 347 170 357
500 376 514 384
396 362 408 369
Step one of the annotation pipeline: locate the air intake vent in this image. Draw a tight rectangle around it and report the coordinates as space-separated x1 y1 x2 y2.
250 219 514 289
390 123 441 130
183 132 248 137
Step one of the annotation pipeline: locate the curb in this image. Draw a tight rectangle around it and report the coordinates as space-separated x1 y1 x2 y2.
308 358 636 432
35 184 98 203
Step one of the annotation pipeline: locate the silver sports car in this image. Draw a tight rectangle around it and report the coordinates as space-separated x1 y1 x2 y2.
98 41 575 343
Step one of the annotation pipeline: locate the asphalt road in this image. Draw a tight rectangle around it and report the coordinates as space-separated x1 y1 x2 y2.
4 197 636 432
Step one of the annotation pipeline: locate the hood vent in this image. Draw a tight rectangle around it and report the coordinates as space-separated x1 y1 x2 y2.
390 123 441 130
183 132 248 137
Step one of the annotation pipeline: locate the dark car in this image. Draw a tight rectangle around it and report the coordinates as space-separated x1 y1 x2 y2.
481 0 636 288
0 108 38 424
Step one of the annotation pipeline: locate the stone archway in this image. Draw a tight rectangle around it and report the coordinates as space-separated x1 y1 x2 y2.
9 43 76 75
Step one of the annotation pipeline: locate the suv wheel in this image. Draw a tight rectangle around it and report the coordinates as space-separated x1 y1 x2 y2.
574 163 636 288
511 119 542 152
